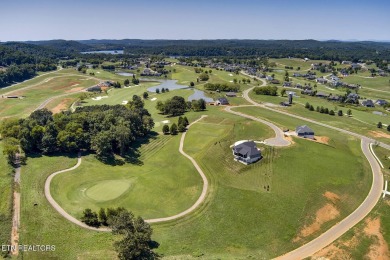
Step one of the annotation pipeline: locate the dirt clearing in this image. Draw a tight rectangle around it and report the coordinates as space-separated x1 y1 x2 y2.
364 218 390 260
369 131 390 139
294 192 340 242
51 98 72 113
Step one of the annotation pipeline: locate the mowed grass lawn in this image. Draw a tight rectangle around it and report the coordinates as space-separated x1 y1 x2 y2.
20 154 116 260
0 143 13 254
0 74 98 118
51 134 203 220
248 91 390 145
152 109 372 259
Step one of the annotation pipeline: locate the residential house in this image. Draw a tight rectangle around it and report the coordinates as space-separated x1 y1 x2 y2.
345 93 359 103
316 92 329 98
375 99 388 106
328 95 341 102
266 75 273 81
271 79 280 84
225 92 237 97
283 82 292 87
362 99 375 107
296 125 315 139
316 78 328 84
232 141 261 165
215 97 229 105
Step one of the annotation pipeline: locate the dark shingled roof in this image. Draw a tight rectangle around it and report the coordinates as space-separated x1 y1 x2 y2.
296 125 314 135
233 141 260 158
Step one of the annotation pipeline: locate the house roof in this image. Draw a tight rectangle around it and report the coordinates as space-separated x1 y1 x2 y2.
217 97 229 104
233 141 260 158
296 125 314 135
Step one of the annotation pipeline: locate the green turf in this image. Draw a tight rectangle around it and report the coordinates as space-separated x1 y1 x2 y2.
19 154 116 260
85 180 132 202
51 134 203 220
0 143 13 257
248 90 390 145
151 110 372 258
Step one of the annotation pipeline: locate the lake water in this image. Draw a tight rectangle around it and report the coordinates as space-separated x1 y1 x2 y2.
80 50 124 55
146 80 188 92
146 80 213 102
188 89 214 102
116 72 134 77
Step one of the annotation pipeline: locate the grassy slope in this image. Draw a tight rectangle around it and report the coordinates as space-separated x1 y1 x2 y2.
0 143 13 257
248 91 390 145
152 109 371 259
19 154 116 260
51 135 203 219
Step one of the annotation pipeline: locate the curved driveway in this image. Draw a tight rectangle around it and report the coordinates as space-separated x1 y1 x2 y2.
44 116 209 231
225 106 290 147
236 76 386 259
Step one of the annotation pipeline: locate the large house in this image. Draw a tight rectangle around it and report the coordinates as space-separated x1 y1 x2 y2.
296 125 315 139
215 97 229 105
232 141 261 165
362 99 375 107
376 99 388 106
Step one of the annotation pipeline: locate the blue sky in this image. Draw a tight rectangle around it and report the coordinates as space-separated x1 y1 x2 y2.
1 0 389 41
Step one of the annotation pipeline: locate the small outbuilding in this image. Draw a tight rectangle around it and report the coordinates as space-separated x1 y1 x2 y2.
232 141 261 165
296 125 315 139
215 97 229 105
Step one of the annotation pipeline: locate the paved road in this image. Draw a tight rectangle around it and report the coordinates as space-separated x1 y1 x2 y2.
34 88 89 111
44 153 109 232
225 106 290 147
235 75 386 259
44 116 209 230
11 156 21 256
276 139 383 259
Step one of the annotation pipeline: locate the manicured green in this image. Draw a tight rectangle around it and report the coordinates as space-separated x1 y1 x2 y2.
19 154 115 260
51 134 203 219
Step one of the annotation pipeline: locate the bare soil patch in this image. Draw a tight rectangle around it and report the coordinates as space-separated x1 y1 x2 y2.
364 218 390 260
323 191 340 203
65 87 84 93
294 192 340 242
315 136 330 145
51 98 72 114
369 131 390 139
300 203 340 238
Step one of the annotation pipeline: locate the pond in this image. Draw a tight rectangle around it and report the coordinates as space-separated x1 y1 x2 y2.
80 50 124 54
188 89 214 102
146 80 188 92
116 72 134 77
146 80 213 102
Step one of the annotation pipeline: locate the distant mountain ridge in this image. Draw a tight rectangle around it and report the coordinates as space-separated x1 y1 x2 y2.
2 39 390 60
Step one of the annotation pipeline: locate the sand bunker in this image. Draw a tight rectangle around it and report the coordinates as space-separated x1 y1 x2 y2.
161 120 170 124
122 101 128 105
151 97 157 101
92 96 108 101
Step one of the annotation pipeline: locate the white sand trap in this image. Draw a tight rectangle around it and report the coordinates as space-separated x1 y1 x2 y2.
151 97 157 101
96 71 100 73
124 86 132 88
229 73 233 76
92 96 108 101
229 80 233 83
161 120 170 124
122 101 128 105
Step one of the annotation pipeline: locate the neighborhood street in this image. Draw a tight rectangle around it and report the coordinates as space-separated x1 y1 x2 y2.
44 116 210 230
237 75 386 259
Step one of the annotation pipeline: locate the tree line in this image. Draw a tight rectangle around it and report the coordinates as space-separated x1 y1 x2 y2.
0 96 154 161
81 207 157 259
204 83 240 92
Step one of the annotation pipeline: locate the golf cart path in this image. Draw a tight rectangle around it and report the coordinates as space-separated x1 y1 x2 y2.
44 115 209 231
236 75 385 259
